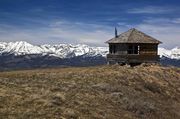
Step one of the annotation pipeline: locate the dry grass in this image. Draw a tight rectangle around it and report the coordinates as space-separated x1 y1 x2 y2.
0 65 180 119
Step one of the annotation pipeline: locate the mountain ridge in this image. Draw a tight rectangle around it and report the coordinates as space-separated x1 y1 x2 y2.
0 41 179 59
0 41 108 58
0 41 179 70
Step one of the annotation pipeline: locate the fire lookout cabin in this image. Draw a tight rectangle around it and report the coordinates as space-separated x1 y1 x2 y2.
106 28 162 65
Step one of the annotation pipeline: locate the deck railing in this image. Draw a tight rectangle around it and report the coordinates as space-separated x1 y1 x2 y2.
107 54 160 63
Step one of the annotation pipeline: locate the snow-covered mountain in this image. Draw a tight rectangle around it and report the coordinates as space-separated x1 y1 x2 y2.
0 41 179 69
158 47 180 60
0 41 44 55
0 41 108 58
0 41 179 60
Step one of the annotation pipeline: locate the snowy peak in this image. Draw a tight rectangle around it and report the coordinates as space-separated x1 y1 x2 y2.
1 41 43 55
0 41 179 60
0 42 7 52
158 47 180 60
171 47 180 59
0 41 108 58
39 44 107 58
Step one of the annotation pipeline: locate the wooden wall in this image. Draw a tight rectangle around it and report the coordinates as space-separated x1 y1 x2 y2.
109 43 158 55
107 43 159 64
139 44 158 55
109 44 127 54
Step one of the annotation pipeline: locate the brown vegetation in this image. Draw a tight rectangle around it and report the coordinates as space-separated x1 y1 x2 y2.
0 65 180 119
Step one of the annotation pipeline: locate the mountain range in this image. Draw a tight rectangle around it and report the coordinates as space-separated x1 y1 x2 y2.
0 41 108 58
0 41 179 70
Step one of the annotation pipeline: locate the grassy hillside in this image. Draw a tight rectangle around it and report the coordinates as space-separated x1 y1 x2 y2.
0 65 180 119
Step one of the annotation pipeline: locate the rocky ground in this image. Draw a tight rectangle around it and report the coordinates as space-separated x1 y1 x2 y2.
0 65 180 119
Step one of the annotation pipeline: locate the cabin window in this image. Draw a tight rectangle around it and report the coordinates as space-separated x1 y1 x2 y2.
113 45 116 54
109 45 112 54
109 44 116 54
128 45 140 54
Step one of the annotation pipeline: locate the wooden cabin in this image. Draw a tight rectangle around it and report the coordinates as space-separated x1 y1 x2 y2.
106 28 162 65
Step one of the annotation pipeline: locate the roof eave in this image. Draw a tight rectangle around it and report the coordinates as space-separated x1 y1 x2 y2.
158 41 163 44
105 41 162 44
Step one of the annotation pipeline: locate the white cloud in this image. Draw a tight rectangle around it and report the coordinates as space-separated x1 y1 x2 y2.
142 17 180 25
135 23 180 49
172 18 180 24
143 18 172 24
47 21 113 46
0 18 180 49
0 20 113 46
127 6 175 14
115 17 180 49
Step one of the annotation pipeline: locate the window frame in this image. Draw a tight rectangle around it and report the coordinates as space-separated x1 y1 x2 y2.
127 45 140 55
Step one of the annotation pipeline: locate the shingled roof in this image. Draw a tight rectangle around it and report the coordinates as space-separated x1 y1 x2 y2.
106 28 162 44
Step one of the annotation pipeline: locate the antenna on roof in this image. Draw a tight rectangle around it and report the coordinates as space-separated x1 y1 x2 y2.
115 27 118 38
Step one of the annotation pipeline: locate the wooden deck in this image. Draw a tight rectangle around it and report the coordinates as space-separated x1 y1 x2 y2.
107 54 160 63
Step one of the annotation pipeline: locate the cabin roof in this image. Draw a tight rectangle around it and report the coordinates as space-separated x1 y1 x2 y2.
106 28 162 44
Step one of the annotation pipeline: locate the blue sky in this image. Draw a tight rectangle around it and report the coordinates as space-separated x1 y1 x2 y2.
0 0 180 48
